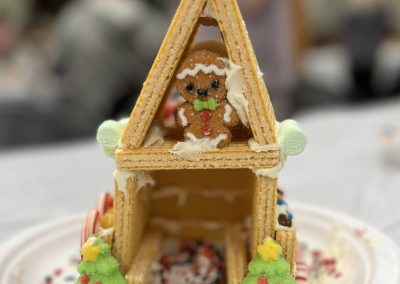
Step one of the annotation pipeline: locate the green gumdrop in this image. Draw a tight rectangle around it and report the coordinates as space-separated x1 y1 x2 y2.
96 119 128 158
277 119 307 156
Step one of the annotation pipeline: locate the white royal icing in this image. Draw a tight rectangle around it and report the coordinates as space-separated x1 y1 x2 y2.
223 104 233 123
249 122 286 178
151 217 224 235
142 125 165 148
177 64 226 80
98 227 114 237
169 133 227 159
248 138 281 152
219 58 249 127
113 170 155 194
177 108 188 127
151 186 247 207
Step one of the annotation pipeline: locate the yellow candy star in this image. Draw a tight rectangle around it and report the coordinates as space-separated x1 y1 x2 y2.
81 238 101 262
257 237 282 262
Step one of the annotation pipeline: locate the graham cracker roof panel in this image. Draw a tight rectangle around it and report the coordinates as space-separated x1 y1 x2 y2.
120 0 208 149
116 141 280 171
211 0 277 144
121 0 277 149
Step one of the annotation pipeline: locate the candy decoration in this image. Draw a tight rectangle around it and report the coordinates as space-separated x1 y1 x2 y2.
96 192 114 217
257 237 282 262
149 240 226 284
193 98 218 112
80 275 90 284
163 99 178 120
201 125 211 136
81 210 100 247
100 209 114 229
81 239 101 262
258 275 269 284
96 118 128 158
243 237 295 284
278 214 292 227
277 119 307 156
200 110 212 121
76 238 126 284
295 244 309 283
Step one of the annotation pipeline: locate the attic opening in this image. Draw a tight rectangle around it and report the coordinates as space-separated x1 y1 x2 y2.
150 16 254 145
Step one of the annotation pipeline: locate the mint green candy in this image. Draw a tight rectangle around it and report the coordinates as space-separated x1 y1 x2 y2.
277 119 307 156
96 119 128 158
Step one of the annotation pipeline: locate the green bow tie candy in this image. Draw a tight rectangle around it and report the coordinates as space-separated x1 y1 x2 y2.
194 98 218 112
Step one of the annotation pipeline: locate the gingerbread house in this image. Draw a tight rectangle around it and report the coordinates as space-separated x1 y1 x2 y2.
106 0 304 283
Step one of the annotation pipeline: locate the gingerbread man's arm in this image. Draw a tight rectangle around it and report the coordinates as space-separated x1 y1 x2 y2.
176 102 196 127
221 102 240 127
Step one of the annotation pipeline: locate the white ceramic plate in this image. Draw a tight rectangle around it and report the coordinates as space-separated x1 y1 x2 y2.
0 202 399 284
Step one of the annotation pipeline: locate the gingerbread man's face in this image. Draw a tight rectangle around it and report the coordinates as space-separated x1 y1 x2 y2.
176 50 227 104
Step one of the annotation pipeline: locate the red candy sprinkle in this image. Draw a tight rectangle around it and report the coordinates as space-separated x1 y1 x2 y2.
200 110 212 121
93 281 103 284
202 247 213 258
201 125 211 136
80 275 90 284
258 275 269 284
54 268 63 276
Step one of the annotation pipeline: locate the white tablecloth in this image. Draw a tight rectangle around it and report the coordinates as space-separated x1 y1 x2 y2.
1 98 400 244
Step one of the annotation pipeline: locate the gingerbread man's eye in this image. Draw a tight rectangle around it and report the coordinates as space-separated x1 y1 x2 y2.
211 80 220 90
185 82 195 93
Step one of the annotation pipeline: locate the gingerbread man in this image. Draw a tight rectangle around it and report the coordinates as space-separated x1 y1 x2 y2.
175 50 240 148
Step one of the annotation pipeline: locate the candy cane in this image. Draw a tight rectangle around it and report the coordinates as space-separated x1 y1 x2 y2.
81 209 100 247
295 244 310 283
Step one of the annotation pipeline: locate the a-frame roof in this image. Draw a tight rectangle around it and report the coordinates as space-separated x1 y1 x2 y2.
120 0 277 149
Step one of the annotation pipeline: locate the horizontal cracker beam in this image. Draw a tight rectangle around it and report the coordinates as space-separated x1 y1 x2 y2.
116 141 280 170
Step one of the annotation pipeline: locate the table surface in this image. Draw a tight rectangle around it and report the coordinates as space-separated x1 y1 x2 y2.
1 98 400 245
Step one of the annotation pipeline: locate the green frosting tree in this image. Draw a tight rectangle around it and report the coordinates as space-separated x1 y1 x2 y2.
242 237 295 284
76 237 126 284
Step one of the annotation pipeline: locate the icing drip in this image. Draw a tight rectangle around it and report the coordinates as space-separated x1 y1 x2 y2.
253 165 283 179
250 119 305 178
113 170 155 194
223 104 233 123
151 186 248 207
177 64 226 79
219 57 249 127
151 217 225 235
142 125 165 148
248 138 281 152
152 187 188 207
177 108 188 127
169 133 227 159
249 135 285 179
98 227 114 237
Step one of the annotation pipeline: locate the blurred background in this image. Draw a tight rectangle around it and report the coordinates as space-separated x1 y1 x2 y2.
1 0 400 244
0 0 399 147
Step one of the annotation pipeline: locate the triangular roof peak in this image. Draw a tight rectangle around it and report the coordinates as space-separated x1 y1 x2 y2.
120 0 277 149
